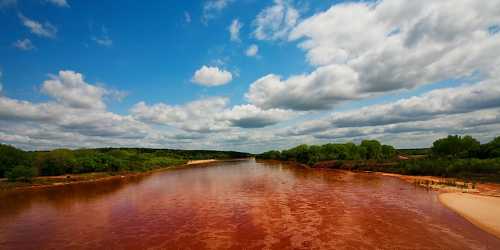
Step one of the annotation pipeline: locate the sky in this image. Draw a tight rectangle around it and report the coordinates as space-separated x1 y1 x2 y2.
0 0 500 153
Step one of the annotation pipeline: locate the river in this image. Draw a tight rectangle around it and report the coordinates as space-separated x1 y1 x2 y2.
0 159 499 249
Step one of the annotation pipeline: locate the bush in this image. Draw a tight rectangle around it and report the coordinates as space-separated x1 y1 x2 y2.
0 144 31 178
6 165 37 182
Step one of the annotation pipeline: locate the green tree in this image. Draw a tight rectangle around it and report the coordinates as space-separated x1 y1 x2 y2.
6 165 37 182
432 135 480 158
381 145 396 160
35 149 76 176
360 140 382 160
478 136 500 158
0 144 30 178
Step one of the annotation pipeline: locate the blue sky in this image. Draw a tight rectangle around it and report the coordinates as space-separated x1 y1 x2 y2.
1 0 318 112
1 0 500 152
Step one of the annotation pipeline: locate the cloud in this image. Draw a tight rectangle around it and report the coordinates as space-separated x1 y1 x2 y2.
245 44 258 57
245 0 500 111
229 19 243 42
0 70 149 149
19 14 57 38
327 79 500 129
131 98 294 132
282 76 500 137
41 70 107 109
47 0 69 8
192 65 232 86
246 64 361 110
222 104 294 128
131 97 230 133
92 26 113 47
13 38 35 51
253 0 299 40
203 0 233 23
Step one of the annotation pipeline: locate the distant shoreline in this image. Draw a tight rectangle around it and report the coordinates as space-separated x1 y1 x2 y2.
0 159 232 192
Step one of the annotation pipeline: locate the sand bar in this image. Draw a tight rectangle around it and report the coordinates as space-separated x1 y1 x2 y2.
439 193 500 238
187 159 217 165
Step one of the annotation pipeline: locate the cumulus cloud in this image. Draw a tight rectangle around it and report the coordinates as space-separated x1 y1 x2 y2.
327 79 500 128
192 65 232 86
47 0 69 8
13 38 35 51
131 97 229 129
0 71 149 150
245 44 258 57
246 64 361 110
229 19 243 42
131 98 294 132
283 76 500 138
221 104 295 128
246 0 500 111
253 0 299 40
19 14 57 38
42 70 107 110
0 69 297 151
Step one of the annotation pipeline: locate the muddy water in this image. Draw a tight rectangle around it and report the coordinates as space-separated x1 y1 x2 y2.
0 159 499 249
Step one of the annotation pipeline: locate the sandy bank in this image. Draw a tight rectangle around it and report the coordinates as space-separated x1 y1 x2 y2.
439 193 500 239
187 159 218 165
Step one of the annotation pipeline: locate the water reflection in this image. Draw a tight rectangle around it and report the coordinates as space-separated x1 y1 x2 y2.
0 159 498 250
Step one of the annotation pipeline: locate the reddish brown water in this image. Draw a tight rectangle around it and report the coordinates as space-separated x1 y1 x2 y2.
0 159 499 249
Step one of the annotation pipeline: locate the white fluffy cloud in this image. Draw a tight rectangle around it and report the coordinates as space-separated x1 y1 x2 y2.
192 65 232 86
246 64 361 110
247 0 500 111
19 14 57 38
13 38 35 51
131 97 229 133
42 70 107 109
131 97 294 132
229 19 243 42
245 44 258 57
253 0 299 40
0 71 149 150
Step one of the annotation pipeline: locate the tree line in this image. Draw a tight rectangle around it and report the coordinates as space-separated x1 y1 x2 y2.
257 135 500 182
0 146 250 182
259 140 396 165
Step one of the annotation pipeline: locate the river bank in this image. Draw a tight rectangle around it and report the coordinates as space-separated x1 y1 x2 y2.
378 171 500 239
0 159 224 191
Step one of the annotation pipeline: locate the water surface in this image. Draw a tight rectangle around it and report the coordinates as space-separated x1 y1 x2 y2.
1 159 499 249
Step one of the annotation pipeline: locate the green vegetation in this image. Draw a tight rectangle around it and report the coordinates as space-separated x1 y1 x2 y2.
258 135 500 182
0 145 250 181
259 140 396 165
6 165 37 182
